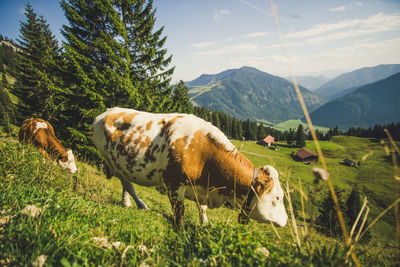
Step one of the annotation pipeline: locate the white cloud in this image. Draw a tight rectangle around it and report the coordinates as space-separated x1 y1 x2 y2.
214 9 231 22
245 31 268 38
285 19 361 39
284 12 400 45
190 41 216 49
191 43 258 58
330 5 347 12
356 2 363 7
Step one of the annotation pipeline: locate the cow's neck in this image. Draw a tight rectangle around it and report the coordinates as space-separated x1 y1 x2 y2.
208 148 256 197
47 138 65 158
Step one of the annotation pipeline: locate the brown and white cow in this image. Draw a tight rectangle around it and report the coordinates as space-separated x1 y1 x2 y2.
92 107 288 227
19 118 77 174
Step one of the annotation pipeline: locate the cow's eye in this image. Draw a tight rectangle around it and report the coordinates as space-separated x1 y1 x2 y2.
276 196 280 201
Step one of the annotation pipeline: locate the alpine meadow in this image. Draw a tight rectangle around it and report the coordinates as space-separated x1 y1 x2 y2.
1 0 400 266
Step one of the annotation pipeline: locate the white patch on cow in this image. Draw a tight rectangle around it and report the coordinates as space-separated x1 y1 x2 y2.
99 107 236 153
167 114 236 152
33 122 48 133
58 149 77 174
249 165 288 227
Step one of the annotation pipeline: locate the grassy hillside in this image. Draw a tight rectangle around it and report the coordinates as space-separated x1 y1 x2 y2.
272 119 330 132
0 135 398 266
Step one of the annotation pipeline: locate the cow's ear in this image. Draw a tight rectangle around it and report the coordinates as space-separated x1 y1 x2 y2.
260 166 270 176
58 153 68 162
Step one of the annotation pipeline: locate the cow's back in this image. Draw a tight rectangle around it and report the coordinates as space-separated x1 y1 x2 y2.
19 118 55 145
92 107 236 187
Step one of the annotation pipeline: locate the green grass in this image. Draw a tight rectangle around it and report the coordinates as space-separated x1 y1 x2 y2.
0 136 398 266
272 119 330 132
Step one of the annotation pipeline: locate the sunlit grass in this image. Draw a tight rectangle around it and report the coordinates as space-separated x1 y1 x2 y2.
0 136 397 265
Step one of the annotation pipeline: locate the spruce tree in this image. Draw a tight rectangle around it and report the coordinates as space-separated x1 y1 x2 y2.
257 123 266 140
118 0 174 112
211 111 221 129
0 73 15 131
295 124 306 147
346 186 371 242
59 0 175 159
316 187 346 237
171 80 193 113
286 128 295 146
12 3 62 122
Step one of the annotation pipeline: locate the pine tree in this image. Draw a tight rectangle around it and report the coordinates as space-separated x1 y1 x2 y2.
0 73 15 131
211 111 221 129
346 186 371 243
118 0 174 112
316 187 346 237
257 123 266 140
171 80 193 113
12 3 62 122
59 0 175 160
295 124 306 148
286 128 295 146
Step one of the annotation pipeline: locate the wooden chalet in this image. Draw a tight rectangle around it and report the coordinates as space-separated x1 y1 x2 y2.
295 148 318 162
257 135 275 147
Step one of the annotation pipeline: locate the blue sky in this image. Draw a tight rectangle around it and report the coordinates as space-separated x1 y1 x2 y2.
1 0 400 82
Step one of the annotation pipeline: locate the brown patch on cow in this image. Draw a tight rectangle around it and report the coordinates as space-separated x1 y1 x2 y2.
104 112 139 142
140 136 151 150
133 136 142 145
160 116 183 138
136 125 144 134
158 119 166 126
146 121 153 131
164 130 272 198
19 118 66 160
253 170 274 196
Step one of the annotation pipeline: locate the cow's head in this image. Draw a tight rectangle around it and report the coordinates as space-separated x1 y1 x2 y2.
246 165 288 227
58 149 77 174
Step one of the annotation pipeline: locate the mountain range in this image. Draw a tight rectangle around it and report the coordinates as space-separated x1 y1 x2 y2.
186 66 325 124
314 64 400 100
186 64 400 129
287 75 329 91
307 72 400 129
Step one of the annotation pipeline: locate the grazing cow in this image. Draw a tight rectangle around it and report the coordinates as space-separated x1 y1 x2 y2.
19 118 77 174
92 107 288 227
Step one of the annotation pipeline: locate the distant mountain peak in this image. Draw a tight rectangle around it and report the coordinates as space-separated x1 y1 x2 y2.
309 72 400 129
315 64 400 100
186 66 325 124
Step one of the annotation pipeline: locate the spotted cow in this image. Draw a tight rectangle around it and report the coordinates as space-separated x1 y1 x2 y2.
19 118 77 174
92 107 288 227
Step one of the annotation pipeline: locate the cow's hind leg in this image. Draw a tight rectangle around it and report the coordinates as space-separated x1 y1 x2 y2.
168 186 185 229
120 178 149 210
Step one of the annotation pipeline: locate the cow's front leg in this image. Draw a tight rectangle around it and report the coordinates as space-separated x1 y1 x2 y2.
168 186 186 229
120 178 149 210
199 205 208 225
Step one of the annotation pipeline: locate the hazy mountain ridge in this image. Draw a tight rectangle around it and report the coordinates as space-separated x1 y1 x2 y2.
308 72 400 129
288 75 329 91
315 64 400 100
187 66 325 124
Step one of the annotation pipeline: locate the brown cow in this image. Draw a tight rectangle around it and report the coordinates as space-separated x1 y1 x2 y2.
92 107 288 228
19 118 77 174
